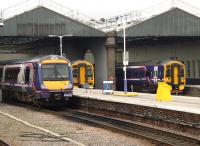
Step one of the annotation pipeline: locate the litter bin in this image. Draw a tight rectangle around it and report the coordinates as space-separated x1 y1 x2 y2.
156 82 172 101
102 81 113 94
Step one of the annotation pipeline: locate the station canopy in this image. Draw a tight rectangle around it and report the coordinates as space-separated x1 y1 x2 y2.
117 8 200 37
0 6 105 37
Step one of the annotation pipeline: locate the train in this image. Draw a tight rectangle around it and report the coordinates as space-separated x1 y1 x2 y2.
0 55 73 106
72 60 94 88
115 59 186 93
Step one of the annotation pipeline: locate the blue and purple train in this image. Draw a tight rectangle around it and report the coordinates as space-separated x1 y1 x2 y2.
116 59 186 93
0 55 73 106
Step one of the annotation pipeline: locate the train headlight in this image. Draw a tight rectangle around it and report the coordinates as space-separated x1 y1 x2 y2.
41 84 48 90
68 83 73 89
64 83 73 89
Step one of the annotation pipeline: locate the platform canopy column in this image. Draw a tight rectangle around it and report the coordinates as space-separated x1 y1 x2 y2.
106 31 116 90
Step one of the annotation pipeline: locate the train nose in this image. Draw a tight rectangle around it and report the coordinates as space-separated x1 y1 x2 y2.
172 84 179 90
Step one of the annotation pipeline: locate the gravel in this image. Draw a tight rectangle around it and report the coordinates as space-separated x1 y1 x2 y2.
0 103 155 146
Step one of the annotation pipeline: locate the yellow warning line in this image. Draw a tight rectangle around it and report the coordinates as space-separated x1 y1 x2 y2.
0 110 86 146
114 92 138 97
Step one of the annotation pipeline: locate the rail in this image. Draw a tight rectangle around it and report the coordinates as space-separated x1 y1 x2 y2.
5 101 200 146
55 109 200 146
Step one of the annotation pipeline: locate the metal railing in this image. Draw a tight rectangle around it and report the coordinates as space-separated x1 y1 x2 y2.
99 0 200 32
0 0 102 30
0 0 200 32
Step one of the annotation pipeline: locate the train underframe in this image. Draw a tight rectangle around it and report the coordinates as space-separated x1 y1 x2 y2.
1 89 73 107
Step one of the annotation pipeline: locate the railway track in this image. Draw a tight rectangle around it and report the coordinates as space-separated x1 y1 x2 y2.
51 108 200 146
3 102 200 146
0 140 9 146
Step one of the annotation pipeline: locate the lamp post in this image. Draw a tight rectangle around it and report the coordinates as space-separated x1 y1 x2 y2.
123 22 128 93
0 12 4 27
49 34 73 56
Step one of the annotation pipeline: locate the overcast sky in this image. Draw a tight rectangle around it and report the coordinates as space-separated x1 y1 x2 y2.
1 0 200 19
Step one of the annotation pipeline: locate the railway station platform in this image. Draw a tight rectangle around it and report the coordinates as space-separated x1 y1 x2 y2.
73 88 200 115
184 85 200 97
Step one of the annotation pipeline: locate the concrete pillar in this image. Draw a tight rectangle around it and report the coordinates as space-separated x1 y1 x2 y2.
0 89 2 102
106 31 116 90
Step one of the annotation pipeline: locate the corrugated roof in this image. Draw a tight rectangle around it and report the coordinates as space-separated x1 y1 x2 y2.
0 6 105 37
117 8 200 37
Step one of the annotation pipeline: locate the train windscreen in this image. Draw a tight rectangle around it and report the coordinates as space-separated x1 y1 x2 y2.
87 67 93 77
42 64 69 81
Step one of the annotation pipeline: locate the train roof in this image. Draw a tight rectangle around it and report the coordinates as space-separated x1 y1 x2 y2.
72 60 93 66
116 59 183 67
0 55 70 65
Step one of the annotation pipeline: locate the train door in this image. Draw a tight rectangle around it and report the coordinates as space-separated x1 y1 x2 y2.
24 64 34 88
171 64 180 85
153 66 158 84
173 66 179 85
72 67 78 87
79 66 86 85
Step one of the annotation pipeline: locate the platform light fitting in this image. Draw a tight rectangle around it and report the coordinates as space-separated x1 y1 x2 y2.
49 34 73 56
0 22 4 27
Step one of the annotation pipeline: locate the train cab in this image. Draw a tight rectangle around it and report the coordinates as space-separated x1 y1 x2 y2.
72 60 94 88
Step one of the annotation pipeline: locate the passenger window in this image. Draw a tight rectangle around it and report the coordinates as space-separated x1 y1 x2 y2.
5 68 20 82
180 67 184 77
198 60 200 77
73 68 77 77
166 66 171 77
192 60 196 78
146 70 151 77
187 61 190 77
25 67 30 84
0 68 3 81
87 67 93 77
154 70 158 77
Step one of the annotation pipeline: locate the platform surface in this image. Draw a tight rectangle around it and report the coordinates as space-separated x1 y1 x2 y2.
73 88 200 115
186 85 200 88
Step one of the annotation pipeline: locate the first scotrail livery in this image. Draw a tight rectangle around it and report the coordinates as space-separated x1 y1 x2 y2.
0 55 73 106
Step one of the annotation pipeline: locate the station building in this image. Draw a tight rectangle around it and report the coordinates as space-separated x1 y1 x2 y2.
115 8 200 84
0 2 200 88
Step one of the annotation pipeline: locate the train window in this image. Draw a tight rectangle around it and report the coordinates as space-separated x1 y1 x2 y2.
115 68 124 79
73 68 77 77
127 69 145 78
127 70 138 78
146 70 151 77
25 67 30 84
166 66 171 77
198 60 200 77
159 70 163 78
87 67 93 77
42 64 69 81
154 70 158 77
187 61 190 77
5 68 20 82
140 71 145 77
56 64 69 79
180 67 184 77
0 68 3 81
192 60 196 78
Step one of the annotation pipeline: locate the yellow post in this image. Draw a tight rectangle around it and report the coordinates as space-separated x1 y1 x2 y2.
156 82 172 101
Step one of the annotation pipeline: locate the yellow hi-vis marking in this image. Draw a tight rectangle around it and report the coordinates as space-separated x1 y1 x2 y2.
80 67 86 85
156 82 172 102
173 66 179 84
